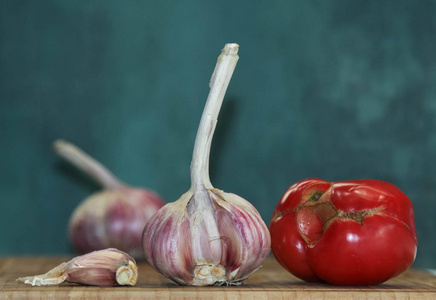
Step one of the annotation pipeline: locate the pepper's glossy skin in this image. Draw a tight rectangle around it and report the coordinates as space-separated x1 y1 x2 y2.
269 178 417 285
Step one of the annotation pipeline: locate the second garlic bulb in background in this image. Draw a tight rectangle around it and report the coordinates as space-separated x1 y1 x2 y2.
54 140 165 259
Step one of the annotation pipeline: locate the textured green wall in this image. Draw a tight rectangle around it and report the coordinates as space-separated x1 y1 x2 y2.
1 1 435 269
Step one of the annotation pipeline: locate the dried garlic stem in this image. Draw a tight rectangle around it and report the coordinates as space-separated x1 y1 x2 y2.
190 44 239 190
53 139 123 190
188 44 239 268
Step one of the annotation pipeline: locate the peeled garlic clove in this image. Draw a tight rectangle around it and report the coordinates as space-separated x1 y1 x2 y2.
53 140 165 259
143 44 271 286
17 248 138 286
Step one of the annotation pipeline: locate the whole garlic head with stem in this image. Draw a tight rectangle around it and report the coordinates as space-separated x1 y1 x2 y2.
53 140 165 259
142 44 271 286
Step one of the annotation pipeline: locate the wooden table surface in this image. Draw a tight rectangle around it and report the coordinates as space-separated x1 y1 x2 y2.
1 256 435 299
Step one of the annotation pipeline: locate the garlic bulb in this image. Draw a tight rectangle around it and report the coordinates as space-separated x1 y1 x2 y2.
142 43 271 286
17 248 138 286
53 140 165 259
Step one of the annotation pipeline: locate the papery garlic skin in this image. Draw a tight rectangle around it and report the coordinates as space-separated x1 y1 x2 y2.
142 43 271 286
17 248 138 286
54 140 165 259
143 189 271 286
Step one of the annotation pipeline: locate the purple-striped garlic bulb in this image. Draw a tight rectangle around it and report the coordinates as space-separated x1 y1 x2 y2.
142 43 271 286
17 248 138 286
53 140 165 259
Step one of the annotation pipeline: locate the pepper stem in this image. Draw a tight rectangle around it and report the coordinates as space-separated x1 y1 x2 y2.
190 44 239 190
53 139 124 190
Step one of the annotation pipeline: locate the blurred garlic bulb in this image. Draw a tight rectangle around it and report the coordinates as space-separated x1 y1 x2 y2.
17 248 138 286
142 43 271 286
53 140 165 259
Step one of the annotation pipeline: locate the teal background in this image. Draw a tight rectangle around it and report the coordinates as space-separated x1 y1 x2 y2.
1 1 435 270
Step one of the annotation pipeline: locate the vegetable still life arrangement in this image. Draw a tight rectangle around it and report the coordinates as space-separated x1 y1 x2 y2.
15 43 420 290
53 140 165 259
17 248 138 286
269 178 417 285
142 43 271 286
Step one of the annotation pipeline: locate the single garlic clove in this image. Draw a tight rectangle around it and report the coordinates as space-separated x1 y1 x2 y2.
143 192 194 285
17 248 138 286
212 190 271 282
53 140 165 259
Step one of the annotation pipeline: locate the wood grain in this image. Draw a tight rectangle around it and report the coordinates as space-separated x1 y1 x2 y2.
1 256 435 299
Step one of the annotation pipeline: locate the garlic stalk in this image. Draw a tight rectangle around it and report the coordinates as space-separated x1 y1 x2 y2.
53 140 165 259
17 248 138 286
142 43 271 286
